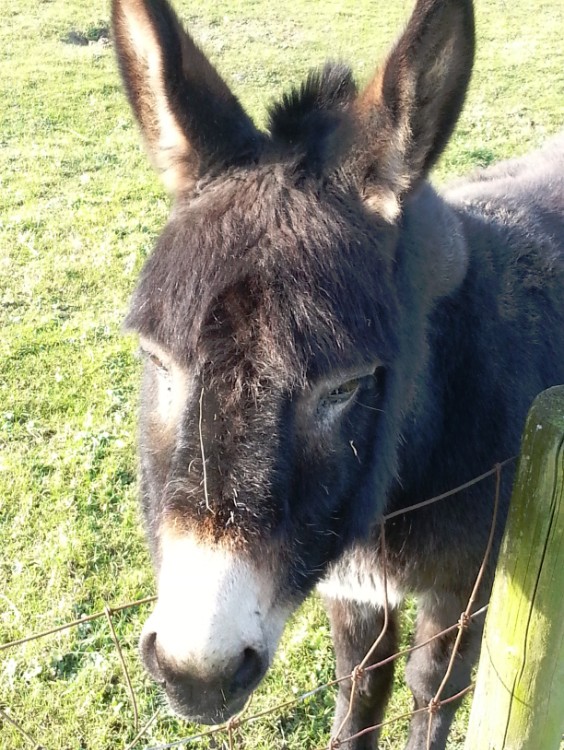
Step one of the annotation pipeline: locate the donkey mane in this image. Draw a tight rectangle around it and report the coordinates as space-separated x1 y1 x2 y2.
267 62 357 173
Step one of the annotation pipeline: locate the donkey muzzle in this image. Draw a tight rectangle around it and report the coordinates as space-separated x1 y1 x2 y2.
140 532 288 722
139 626 267 722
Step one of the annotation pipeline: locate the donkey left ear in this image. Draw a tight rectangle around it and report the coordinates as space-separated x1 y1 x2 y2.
112 0 259 194
353 0 475 221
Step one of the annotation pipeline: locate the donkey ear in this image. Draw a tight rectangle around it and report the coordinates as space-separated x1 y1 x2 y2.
353 0 474 221
112 0 259 194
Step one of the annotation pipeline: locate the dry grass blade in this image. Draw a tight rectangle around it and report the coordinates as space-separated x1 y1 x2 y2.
0 706 44 749
199 386 212 512
124 709 161 750
104 603 140 734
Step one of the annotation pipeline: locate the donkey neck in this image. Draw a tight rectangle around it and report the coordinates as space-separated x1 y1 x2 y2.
399 181 469 306
387 183 471 509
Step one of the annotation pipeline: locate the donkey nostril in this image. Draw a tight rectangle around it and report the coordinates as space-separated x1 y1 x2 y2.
140 630 166 685
231 647 264 695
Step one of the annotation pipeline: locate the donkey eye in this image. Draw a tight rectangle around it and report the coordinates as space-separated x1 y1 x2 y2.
325 378 360 405
150 353 167 371
141 348 169 373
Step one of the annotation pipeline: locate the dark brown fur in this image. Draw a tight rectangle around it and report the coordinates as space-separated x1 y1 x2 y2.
111 0 564 746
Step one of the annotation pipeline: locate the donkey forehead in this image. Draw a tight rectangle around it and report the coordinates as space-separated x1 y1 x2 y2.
126 169 399 374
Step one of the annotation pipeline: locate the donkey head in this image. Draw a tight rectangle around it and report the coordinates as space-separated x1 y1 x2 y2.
112 0 473 723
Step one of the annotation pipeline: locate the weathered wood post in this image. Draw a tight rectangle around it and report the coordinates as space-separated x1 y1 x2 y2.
465 386 564 750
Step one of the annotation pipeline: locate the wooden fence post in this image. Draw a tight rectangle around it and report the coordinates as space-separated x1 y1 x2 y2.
465 386 564 750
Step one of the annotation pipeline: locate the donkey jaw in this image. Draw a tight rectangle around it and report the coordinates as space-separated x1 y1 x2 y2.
139 532 291 721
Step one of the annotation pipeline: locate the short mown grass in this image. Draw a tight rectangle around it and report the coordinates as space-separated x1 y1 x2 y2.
1 0 562 748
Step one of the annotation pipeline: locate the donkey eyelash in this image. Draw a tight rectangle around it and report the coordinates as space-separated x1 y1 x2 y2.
356 402 385 414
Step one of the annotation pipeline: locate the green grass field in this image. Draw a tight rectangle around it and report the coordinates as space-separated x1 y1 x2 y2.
1 0 562 748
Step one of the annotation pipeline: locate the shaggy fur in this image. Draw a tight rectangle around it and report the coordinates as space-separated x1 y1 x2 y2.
112 0 564 746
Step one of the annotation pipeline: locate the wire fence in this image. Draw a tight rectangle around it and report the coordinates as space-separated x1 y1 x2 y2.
0 457 516 750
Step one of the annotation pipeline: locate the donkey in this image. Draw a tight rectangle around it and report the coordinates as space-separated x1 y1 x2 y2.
111 0 564 746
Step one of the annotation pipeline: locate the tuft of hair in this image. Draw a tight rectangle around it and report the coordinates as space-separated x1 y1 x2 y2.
267 63 357 175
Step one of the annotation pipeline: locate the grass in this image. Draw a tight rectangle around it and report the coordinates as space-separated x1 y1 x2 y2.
0 0 562 748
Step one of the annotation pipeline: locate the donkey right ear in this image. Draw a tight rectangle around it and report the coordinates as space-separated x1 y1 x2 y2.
112 0 259 194
352 0 475 222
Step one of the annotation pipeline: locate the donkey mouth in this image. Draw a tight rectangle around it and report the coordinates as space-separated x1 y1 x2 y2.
166 684 253 725
156 646 269 725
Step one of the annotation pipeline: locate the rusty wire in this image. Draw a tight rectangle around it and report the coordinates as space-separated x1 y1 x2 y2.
424 462 502 749
329 520 391 749
137 604 489 750
0 595 157 653
327 683 477 750
1 459 515 749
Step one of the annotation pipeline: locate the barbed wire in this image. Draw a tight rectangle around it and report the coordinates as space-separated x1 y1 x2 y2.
1 458 515 750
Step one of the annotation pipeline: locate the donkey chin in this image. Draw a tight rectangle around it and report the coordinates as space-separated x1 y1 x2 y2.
138 533 292 723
